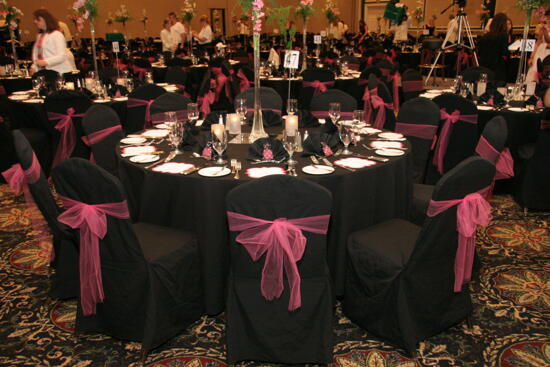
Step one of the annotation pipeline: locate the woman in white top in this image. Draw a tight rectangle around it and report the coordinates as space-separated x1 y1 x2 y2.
193 15 213 45
31 9 73 75
161 19 178 52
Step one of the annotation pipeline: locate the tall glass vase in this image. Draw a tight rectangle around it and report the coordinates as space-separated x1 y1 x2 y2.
515 10 532 90
8 27 19 73
249 31 268 141
90 22 99 78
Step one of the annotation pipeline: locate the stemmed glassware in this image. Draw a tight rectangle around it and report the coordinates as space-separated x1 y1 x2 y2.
165 111 178 128
144 72 154 84
338 123 353 155
187 103 199 123
212 129 228 165
126 78 134 92
236 98 247 125
329 102 341 123
168 122 184 155
283 129 298 165
32 78 41 97
287 99 298 115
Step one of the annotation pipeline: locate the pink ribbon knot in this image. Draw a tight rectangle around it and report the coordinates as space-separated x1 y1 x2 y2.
48 107 85 167
57 195 130 316
82 125 123 163
227 211 330 311
370 93 394 129
237 69 252 93
426 188 492 292
303 80 334 96
198 91 216 117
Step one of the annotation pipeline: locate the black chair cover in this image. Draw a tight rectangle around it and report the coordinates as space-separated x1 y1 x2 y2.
51 158 203 350
396 97 440 183
226 175 333 364
310 90 357 118
99 67 119 86
234 87 283 114
0 122 17 177
515 123 550 210
33 69 60 91
429 93 479 179
164 66 188 90
367 74 396 130
300 68 335 109
343 156 495 353
44 90 92 165
479 116 507 153
12 130 78 299
82 105 125 176
401 69 424 102
125 84 166 133
149 92 192 124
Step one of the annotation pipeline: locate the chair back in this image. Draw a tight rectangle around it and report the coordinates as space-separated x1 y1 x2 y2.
460 66 494 83
401 69 424 101
234 87 283 114
365 75 396 130
149 92 192 124
432 93 479 174
477 116 507 160
164 66 188 88
99 67 119 85
300 68 335 109
310 90 357 119
82 105 124 176
44 90 92 165
396 97 440 183
126 84 166 133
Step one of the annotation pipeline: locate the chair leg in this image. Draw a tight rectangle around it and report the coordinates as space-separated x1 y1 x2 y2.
139 347 149 367
466 314 474 329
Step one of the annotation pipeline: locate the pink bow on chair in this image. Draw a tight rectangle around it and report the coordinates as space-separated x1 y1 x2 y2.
237 69 252 93
82 125 123 163
426 187 492 292
57 195 130 316
303 80 334 96
227 211 330 311
198 90 216 117
47 107 85 167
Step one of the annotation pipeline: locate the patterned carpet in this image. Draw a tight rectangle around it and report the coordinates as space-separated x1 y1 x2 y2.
0 184 548 367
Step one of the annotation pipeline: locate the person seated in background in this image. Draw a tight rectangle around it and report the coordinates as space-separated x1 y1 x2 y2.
425 14 436 36
193 15 213 46
353 20 369 45
477 13 510 83
161 19 178 53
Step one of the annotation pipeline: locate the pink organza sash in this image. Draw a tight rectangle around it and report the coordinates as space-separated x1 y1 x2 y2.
132 65 150 81
150 110 187 124
310 110 354 119
227 211 330 311
47 107 85 167
402 80 424 92
211 67 232 102
475 136 514 180
395 122 438 140
237 69 252 93
1 154 50 255
303 80 335 96
371 95 394 129
82 125 123 163
127 97 155 124
433 109 478 174
57 195 130 316
198 91 216 117
426 186 492 292
541 119 550 130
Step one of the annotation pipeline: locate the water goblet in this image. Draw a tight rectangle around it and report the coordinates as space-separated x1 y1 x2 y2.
212 129 228 165
283 129 298 165
338 124 353 155
187 103 199 123
236 98 247 125
165 111 178 128
329 102 341 123
168 122 184 155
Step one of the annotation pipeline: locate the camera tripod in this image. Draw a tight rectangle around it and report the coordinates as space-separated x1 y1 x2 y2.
425 6 479 86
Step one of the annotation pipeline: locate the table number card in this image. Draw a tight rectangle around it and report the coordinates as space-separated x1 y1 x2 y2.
314 35 322 44
284 51 300 70
112 41 120 53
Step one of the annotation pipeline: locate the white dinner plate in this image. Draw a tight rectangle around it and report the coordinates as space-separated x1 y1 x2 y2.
155 123 169 129
13 90 32 95
378 132 404 139
9 95 28 100
198 166 232 177
477 105 494 111
129 154 160 163
120 137 147 145
113 96 128 101
375 148 405 157
94 99 110 103
508 107 527 112
23 98 43 103
156 83 168 86
302 165 335 175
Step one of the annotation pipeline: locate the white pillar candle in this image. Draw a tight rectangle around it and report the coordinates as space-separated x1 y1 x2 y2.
85 78 95 90
65 82 75 90
226 113 241 135
211 123 225 141
285 115 299 136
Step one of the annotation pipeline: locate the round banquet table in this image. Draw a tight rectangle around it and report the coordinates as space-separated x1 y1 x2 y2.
477 108 542 150
1 76 32 95
117 125 412 315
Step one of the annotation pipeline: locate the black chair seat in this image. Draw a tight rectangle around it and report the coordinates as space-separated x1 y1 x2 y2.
349 219 420 276
132 222 196 263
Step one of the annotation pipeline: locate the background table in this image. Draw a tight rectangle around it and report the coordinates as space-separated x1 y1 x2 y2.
117 126 412 315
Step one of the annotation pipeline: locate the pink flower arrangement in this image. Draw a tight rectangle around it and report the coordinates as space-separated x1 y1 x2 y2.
252 0 265 33
301 0 314 5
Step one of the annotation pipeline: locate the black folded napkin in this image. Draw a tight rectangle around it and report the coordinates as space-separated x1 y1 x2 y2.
196 133 227 159
248 136 289 161
247 109 283 128
298 109 320 128
479 89 505 106
302 132 343 157
108 85 128 97
180 123 198 151
320 116 338 134
202 111 225 130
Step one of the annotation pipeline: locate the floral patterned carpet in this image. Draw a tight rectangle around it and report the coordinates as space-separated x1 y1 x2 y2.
0 184 548 367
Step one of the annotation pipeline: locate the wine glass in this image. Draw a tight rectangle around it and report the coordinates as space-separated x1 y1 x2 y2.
212 129 228 165
126 78 134 92
329 102 341 123
32 78 41 97
236 98 247 125
187 103 199 122
283 129 298 165
338 124 353 155
168 122 184 155
145 72 154 84
165 111 178 128
287 99 298 116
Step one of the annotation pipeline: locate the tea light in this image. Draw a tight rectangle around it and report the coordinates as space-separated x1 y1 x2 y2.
226 113 241 135
65 82 75 90
285 115 298 136
85 78 95 90
211 123 225 140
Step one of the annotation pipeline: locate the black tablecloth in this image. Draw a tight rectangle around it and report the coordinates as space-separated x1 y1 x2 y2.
117 126 412 315
477 108 541 149
1 77 32 95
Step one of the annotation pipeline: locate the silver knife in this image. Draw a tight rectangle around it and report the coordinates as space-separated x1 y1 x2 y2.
320 156 333 167
365 155 389 162
145 150 176 169
310 155 320 165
